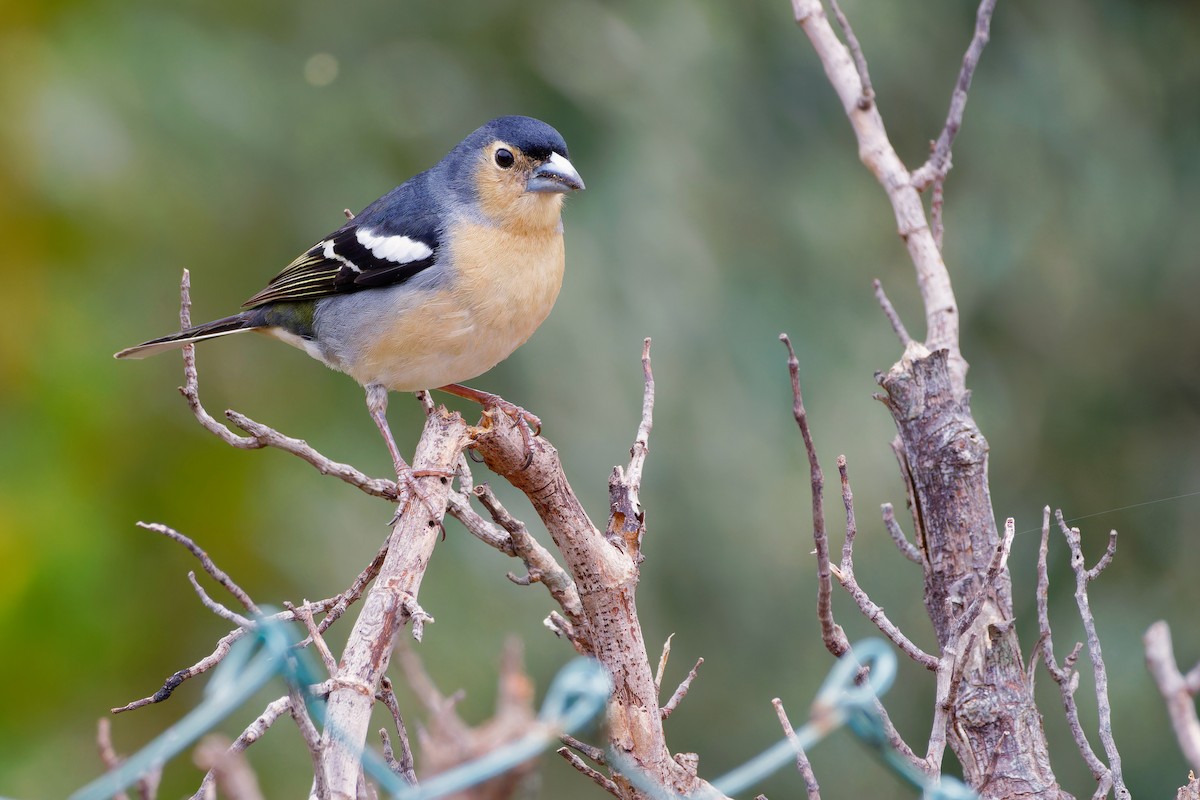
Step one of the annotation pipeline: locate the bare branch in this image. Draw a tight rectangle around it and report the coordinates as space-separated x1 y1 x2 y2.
655 633 675 695
927 631 976 772
95 720 135 800
950 516 1014 643
288 601 338 676
472 373 719 797
1037 507 1110 787
912 0 1000 190
1054 510 1128 798
930 178 946 252
319 409 467 798
872 280 913 347
881 502 921 564
558 748 621 797
771 698 821 800
190 697 291 800
377 677 418 787
561 734 607 766
187 571 255 629
1146 622 1200 774
468 482 584 627
827 0 873 109
607 338 656 559
174 270 397 501
314 537 389 637
835 457 938 670
781 334 847 656
660 658 704 720
791 1 967 390
137 522 259 614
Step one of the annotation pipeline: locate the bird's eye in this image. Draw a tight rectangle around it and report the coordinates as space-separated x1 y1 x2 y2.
494 148 515 169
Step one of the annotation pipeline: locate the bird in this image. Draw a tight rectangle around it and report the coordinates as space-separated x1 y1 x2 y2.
116 115 584 499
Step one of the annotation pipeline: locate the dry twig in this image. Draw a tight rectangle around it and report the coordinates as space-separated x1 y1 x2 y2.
472 342 721 798
835 457 938 670
558 747 621 797
1037 507 1128 799
911 0 1000 190
660 658 704 721
1146 623 1200 776
138 522 259 614
175 269 397 501
780 334 847 657
880 502 921 565
872 279 913 347
772 698 820 800
190 697 292 800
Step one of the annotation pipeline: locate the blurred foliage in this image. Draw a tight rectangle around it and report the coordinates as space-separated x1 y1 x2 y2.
1 0 1199 797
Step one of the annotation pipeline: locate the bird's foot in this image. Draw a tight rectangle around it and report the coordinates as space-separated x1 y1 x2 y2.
437 384 541 470
389 467 456 527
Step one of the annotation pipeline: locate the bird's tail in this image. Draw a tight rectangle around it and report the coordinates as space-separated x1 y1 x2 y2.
114 313 263 360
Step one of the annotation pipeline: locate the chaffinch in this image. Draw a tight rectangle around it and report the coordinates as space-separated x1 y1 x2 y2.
117 115 584 482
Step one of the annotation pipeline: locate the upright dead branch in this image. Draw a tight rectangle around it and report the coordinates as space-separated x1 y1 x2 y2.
789 2 1069 797
472 343 724 800
320 408 467 799
791 0 967 393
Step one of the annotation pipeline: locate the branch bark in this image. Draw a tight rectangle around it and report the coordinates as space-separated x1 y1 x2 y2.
471 343 721 800
320 408 468 799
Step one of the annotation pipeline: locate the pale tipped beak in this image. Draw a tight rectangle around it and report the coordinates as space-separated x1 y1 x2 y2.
527 152 585 193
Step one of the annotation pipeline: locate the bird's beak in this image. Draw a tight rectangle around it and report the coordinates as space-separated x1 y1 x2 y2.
527 152 585 194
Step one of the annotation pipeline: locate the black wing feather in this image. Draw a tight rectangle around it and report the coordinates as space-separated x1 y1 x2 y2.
243 181 442 308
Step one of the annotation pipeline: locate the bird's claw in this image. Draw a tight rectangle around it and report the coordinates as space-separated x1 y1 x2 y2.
482 400 540 469
389 467 454 525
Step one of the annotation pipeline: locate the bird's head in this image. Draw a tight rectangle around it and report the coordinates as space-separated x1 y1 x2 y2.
448 116 584 233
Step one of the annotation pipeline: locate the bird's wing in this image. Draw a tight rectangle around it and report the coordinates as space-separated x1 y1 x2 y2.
243 185 442 308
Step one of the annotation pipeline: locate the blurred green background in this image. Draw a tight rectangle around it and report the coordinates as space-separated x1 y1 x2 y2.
2 0 1199 796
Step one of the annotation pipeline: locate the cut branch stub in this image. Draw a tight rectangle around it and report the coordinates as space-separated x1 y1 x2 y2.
877 346 1064 799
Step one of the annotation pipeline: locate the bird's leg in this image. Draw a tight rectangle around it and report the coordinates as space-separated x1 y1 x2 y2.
365 383 450 521
437 383 541 469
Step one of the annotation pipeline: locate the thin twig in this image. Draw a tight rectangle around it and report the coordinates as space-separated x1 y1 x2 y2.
772 698 821 799
881 502 921 564
827 0 874 109
927 631 976 772
792 0 968 389
175 270 398 501
950 516 1015 643
1056 509 1128 799
377 677 418 786
660 658 704 720
95 720 134 800
190 697 291 800
912 0 999 190
561 734 607 766
1037 507 1110 787
872 280 913 346
931 177 946 251
607 338 656 558
114 594 344 713
471 483 583 624
781 334 847 656
314 538 389 636
138 522 259 614
1146 622 1200 774
288 602 338 676
836 457 938 670
187 572 255 629
655 634 675 695
558 748 620 797
285 681 326 799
